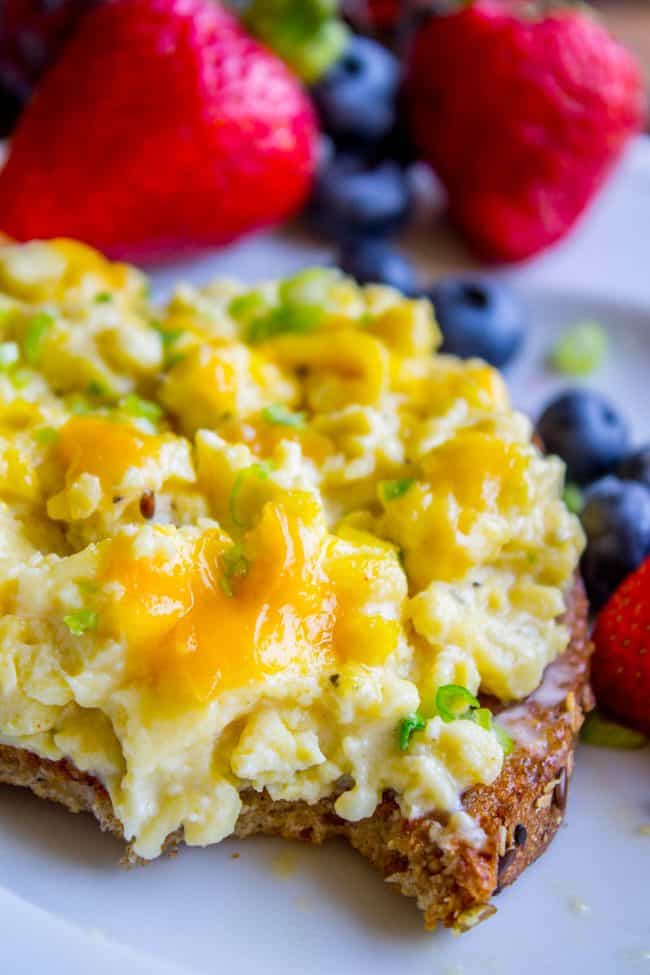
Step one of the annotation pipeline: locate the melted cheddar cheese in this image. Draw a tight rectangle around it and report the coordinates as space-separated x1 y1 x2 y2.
0 241 584 857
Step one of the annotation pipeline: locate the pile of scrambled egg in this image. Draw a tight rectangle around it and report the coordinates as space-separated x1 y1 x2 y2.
0 239 584 857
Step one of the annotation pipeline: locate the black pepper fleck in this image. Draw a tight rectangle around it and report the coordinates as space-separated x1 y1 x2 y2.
139 491 156 520
112 495 125 504
329 673 340 687
514 823 527 847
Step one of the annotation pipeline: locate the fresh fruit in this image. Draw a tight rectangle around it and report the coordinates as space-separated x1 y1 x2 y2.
549 321 608 378
581 477 650 609
428 277 524 367
536 390 630 484
407 1 645 262
0 0 318 262
240 0 347 83
310 155 412 240
618 445 650 491
591 555 650 736
311 34 400 149
339 241 418 293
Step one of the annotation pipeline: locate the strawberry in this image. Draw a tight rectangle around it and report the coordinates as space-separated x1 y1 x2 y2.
0 0 318 262
591 556 650 737
406 1 646 262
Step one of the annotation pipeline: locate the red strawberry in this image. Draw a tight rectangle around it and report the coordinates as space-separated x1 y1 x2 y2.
591 556 650 736
407 1 646 262
0 0 318 262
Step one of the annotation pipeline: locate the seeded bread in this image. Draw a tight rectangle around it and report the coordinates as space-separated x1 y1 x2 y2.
0 578 592 931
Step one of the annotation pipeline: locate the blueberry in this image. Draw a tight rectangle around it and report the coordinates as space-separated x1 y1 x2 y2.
339 241 419 294
580 476 650 609
428 278 525 368
618 445 650 491
310 155 412 241
311 35 400 149
537 390 630 485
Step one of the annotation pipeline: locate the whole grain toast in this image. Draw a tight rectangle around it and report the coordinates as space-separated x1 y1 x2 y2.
0 578 593 931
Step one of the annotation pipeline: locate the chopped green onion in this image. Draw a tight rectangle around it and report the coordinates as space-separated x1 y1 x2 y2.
580 710 648 750
63 608 98 636
154 324 184 352
228 291 269 324
219 543 250 597
398 712 427 751
379 479 415 503
563 483 584 515
494 723 514 756
278 268 339 308
94 291 113 304
77 579 99 596
229 461 274 528
550 321 608 378
247 303 323 344
166 353 186 370
34 426 59 445
24 312 54 365
120 393 162 423
0 342 19 369
87 380 110 398
262 404 306 428
470 707 493 732
435 684 480 723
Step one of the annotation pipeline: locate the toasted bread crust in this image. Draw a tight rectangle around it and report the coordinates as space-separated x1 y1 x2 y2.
0 579 593 931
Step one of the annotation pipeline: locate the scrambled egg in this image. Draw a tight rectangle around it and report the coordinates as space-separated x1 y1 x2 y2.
0 240 584 858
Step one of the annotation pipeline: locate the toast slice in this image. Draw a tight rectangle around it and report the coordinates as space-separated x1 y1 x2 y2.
0 577 593 931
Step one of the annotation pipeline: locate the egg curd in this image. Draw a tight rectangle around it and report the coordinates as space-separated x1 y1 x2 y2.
0 239 584 858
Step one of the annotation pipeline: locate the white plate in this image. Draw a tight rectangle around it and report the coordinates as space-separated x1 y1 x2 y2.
2 141 650 975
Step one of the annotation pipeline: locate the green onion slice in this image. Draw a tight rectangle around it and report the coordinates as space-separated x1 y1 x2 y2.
470 707 493 732
247 303 323 344
550 321 608 378
563 483 584 515
34 426 59 445
63 608 98 636
219 543 250 597
120 393 162 423
580 710 648 750
262 404 306 428
493 723 514 756
24 312 54 365
435 684 480 723
398 712 427 751
229 461 274 528
379 479 415 503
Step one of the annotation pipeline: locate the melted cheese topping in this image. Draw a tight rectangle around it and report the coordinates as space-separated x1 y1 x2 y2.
0 242 584 857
